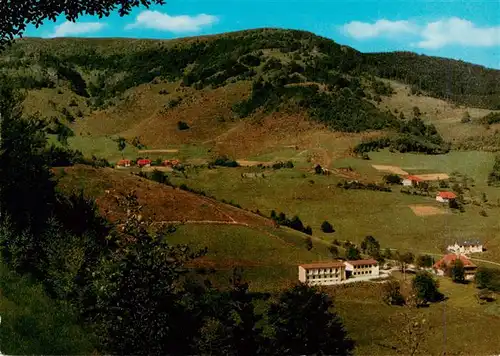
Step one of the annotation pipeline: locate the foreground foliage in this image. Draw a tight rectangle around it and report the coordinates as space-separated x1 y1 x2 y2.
0 80 355 354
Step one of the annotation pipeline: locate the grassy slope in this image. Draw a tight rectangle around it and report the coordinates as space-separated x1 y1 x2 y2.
331 272 500 355
55 165 332 292
168 152 500 263
0 263 95 354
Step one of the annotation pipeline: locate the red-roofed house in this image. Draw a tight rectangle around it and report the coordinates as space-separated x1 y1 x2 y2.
402 175 423 187
298 261 347 286
116 159 131 168
137 159 152 167
436 191 457 203
163 159 180 167
433 253 477 280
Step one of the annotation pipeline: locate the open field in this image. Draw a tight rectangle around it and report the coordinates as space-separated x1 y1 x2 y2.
328 272 500 355
169 224 332 292
408 204 448 217
413 173 450 181
372 164 409 175
168 154 500 261
139 149 179 154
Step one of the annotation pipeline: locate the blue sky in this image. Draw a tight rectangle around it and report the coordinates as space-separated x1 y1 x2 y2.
23 0 500 69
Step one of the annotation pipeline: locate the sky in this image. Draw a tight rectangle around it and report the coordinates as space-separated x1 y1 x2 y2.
22 0 500 69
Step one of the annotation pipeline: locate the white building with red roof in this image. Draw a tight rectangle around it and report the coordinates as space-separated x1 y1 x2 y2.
436 191 457 203
402 175 423 187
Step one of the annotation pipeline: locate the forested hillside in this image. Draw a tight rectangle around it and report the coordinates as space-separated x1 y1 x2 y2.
1 28 499 133
363 51 500 109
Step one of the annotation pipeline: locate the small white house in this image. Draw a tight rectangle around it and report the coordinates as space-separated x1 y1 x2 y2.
298 262 346 286
447 240 483 254
344 259 380 280
402 175 423 187
436 191 457 203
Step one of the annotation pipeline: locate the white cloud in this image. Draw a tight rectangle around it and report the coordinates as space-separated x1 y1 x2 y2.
416 17 500 49
342 17 500 50
125 11 218 33
49 21 106 38
342 19 418 39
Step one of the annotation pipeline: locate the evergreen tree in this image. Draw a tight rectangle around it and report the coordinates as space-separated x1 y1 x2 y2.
450 259 466 283
267 283 355 355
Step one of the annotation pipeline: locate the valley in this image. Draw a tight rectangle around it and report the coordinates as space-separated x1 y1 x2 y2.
2 27 500 354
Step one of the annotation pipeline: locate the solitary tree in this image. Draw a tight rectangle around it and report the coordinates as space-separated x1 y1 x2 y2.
382 280 405 306
412 106 421 119
321 221 335 233
314 164 323 175
388 298 433 356
267 283 355 355
360 235 380 257
0 0 166 50
412 272 444 306
346 245 361 260
397 251 415 280
415 255 434 269
328 244 339 259
450 259 466 283
117 137 127 154
305 236 313 251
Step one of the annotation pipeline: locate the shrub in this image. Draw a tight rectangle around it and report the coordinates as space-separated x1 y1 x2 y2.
210 156 239 167
305 236 313 251
177 121 190 130
382 280 406 306
321 221 335 233
384 174 402 185
475 267 500 291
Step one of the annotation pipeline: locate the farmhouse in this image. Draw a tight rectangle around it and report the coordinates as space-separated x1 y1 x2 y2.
344 259 380 280
402 175 423 187
447 240 483 255
433 253 477 280
436 191 456 203
298 259 380 286
137 159 152 167
298 262 347 286
163 159 180 167
116 159 131 167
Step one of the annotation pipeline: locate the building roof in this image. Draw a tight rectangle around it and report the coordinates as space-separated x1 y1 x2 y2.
433 254 476 270
345 259 378 266
117 159 131 165
437 191 457 199
299 261 346 269
405 175 423 182
451 240 482 247
137 159 152 164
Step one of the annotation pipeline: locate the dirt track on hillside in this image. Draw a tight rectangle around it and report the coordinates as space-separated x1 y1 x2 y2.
139 149 179 153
